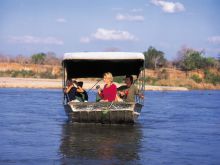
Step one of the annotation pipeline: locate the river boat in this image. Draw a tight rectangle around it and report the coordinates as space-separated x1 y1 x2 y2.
62 52 145 124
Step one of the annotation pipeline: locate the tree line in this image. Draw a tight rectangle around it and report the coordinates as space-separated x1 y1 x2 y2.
1 48 220 85
143 46 220 71
143 46 220 86
1 47 220 71
0 52 61 65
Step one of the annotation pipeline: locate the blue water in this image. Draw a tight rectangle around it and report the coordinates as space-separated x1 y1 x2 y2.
0 89 220 165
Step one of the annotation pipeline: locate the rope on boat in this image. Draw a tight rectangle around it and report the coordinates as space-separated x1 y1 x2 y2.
108 102 118 110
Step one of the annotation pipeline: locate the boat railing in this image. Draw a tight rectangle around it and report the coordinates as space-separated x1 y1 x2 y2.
68 102 136 112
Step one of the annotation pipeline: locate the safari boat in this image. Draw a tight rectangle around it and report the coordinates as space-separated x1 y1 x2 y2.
62 52 145 124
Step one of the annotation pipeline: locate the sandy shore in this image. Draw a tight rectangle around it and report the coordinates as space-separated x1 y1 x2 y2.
0 77 188 91
0 77 63 89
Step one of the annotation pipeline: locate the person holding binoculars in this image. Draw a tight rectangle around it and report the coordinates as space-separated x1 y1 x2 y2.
63 80 78 102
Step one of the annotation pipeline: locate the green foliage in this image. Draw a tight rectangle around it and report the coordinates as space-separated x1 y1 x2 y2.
0 69 61 79
114 76 124 83
201 57 215 68
143 46 167 69
31 53 46 64
39 71 57 79
182 51 203 71
190 74 202 83
204 69 220 85
176 48 217 71
1 70 35 78
0 70 12 77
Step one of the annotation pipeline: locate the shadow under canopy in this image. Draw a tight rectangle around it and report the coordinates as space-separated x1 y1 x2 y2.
62 52 145 79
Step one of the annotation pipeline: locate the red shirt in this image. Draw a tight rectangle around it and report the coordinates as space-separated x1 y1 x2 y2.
100 83 117 102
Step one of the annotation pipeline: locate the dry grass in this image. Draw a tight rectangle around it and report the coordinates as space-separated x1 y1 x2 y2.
156 79 220 90
1 63 220 90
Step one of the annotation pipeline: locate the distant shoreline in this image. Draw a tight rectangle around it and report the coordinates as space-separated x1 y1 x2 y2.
0 77 188 91
1 63 220 90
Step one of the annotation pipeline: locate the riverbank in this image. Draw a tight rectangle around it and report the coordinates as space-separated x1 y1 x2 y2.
1 63 220 90
0 77 188 91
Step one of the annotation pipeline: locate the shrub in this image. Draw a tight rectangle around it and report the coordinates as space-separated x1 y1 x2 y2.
204 69 220 85
39 71 57 79
11 71 19 77
145 76 158 85
191 74 202 83
114 76 124 83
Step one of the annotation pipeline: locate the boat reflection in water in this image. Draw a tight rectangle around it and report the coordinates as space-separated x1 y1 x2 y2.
59 123 143 165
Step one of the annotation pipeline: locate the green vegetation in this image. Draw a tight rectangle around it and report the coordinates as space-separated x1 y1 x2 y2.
114 76 124 83
0 51 62 79
0 70 34 78
143 46 167 69
204 69 220 85
174 48 218 71
0 48 220 89
11 70 35 78
31 53 46 64
0 51 61 65
190 75 202 83
0 69 62 79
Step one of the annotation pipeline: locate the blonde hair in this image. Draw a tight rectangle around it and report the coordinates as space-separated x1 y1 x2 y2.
103 72 113 82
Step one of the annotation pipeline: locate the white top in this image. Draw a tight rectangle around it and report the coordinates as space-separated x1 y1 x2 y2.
63 52 144 60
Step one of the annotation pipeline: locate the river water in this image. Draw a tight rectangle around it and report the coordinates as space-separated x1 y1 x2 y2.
0 89 220 165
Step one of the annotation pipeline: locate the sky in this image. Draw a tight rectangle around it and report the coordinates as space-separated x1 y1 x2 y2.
0 0 220 60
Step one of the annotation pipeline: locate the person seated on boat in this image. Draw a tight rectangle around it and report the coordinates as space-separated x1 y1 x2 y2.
75 81 88 102
63 79 79 102
97 72 117 102
117 75 144 102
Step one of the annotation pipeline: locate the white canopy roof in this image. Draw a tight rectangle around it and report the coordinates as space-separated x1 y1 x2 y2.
63 52 144 60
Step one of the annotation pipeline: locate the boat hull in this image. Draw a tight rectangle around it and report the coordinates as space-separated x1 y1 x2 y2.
64 102 142 124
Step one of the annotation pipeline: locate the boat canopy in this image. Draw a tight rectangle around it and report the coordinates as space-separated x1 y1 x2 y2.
62 52 145 79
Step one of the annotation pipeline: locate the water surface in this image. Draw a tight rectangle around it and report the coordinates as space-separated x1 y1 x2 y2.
0 89 220 165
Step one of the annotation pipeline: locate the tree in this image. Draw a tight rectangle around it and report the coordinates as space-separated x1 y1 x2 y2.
31 53 46 64
143 46 167 69
175 47 217 71
182 51 203 71
44 52 61 65
0 54 9 62
15 54 30 64
201 57 217 69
